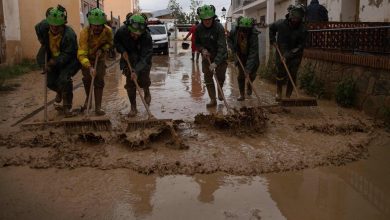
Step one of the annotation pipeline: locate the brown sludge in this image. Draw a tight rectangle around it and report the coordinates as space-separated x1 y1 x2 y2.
194 106 268 135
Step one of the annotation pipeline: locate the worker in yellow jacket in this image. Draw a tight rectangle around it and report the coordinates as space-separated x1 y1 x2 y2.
77 8 113 115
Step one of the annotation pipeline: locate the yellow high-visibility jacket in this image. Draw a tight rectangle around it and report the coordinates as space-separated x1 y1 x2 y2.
77 25 113 68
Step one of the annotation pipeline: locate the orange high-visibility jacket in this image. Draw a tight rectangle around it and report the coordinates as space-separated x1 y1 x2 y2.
77 25 113 68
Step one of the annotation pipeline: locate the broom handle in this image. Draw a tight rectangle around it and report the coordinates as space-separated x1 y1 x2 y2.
206 57 233 113
86 53 100 117
235 54 262 104
274 45 300 98
124 57 154 118
44 53 48 123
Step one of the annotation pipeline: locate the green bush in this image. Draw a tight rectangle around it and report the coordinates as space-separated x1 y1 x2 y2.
335 78 356 107
0 59 39 88
298 62 324 98
258 51 276 82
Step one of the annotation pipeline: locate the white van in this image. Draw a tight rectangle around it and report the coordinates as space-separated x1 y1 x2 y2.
148 18 170 55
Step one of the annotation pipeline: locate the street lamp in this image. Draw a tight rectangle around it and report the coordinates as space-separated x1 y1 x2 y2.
221 7 226 19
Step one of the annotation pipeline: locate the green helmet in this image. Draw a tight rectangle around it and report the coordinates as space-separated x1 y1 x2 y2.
197 5 216 20
238 17 253 28
127 14 146 34
46 7 67 26
289 5 305 19
87 8 106 25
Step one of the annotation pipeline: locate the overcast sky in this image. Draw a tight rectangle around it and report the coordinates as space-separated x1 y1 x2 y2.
140 0 230 17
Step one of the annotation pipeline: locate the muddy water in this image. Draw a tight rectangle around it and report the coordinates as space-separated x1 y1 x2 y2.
1 41 389 219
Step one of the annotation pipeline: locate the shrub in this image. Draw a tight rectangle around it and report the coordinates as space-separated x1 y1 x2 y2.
0 59 39 89
335 78 356 107
298 62 324 98
258 50 276 82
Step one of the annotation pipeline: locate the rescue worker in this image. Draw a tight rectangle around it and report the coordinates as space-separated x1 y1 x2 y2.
77 8 113 116
183 21 200 61
269 5 307 100
114 14 153 117
35 5 80 117
195 5 228 108
306 0 328 22
228 16 260 101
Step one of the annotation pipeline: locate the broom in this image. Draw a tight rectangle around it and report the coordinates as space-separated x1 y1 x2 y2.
62 51 112 132
236 54 263 105
206 57 235 114
274 45 317 107
123 57 173 131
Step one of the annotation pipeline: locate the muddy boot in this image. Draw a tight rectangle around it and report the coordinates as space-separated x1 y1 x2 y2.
286 82 293 99
275 81 283 101
206 84 217 108
94 88 105 116
217 82 224 101
62 89 74 118
191 53 194 61
144 87 151 105
246 82 253 96
55 91 62 103
128 104 138 117
237 90 245 101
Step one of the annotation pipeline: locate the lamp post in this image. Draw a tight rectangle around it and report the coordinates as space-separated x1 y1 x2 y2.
221 7 226 20
221 7 227 35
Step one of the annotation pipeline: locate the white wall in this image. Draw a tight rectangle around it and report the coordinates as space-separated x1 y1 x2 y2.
359 0 390 22
3 0 20 41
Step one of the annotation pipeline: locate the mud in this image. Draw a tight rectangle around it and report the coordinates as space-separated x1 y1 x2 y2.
295 122 369 135
0 42 383 177
194 106 268 136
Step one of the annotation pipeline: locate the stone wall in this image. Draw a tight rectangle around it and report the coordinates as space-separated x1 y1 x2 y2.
300 58 390 118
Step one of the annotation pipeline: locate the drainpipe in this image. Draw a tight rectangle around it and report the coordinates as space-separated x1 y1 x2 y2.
266 0 275 63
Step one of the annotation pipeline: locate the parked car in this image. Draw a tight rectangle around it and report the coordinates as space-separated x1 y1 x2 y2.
148 18 170 55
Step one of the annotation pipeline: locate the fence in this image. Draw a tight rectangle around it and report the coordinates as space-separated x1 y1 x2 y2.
304 22 390 70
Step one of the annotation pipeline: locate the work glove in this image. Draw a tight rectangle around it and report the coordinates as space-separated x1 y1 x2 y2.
209 62 217 72
283 51 294 60
201 49 210 58
183 37 188 41
89 67 96 77
122 51 129 61
291 47 300 54
131 70 137 81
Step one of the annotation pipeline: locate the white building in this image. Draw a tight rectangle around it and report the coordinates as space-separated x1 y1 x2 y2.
227 0 390 63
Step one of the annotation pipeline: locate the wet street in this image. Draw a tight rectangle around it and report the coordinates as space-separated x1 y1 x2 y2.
0 41 389 219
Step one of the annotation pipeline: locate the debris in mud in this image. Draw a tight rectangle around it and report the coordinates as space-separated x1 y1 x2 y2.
295 122 368 135
194 107 267 135
0 131 65 148
77 132 105 143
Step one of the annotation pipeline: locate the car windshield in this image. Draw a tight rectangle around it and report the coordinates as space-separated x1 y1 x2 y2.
149 26 166 35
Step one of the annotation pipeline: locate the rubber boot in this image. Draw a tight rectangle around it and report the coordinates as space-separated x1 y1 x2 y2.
237 77 245 101
144 87 151 105
55 91 62 103
127 89 137 117
276 81 283 101
237 91 245 101
191 53 194 61
81 81 91 112
94 88 105 116
62 90 74 118
246 81 253 96
286 82 293 99
128 104 138 117
217 81 224 101
206 84 217 108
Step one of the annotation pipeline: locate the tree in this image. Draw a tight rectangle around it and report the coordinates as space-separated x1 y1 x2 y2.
187 0 202 23
167 0 186 24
